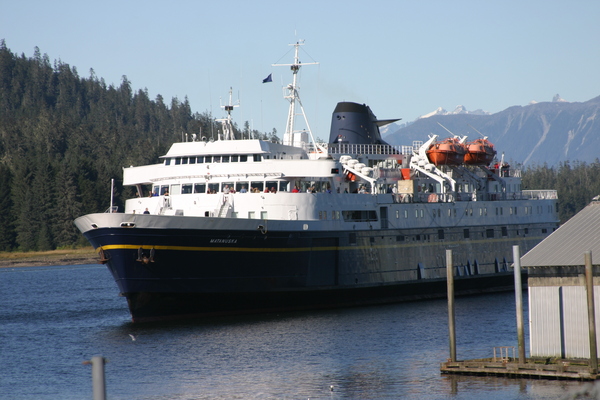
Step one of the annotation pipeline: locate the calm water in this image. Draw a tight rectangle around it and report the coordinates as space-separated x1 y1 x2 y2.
0 264 596 399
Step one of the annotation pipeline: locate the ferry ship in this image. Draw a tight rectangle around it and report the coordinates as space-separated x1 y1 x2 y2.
75 42 559 322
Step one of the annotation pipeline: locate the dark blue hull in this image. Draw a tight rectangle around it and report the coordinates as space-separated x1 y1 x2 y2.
83 224 532 322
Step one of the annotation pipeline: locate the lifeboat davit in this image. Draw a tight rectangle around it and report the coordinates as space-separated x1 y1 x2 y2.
426 137 466 166
464 138 496 166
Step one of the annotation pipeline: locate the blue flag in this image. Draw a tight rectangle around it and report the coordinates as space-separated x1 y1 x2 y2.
262 73 272 83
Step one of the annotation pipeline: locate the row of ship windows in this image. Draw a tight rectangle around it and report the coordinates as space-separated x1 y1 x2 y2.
393 205 555 219
164 154 262 165
348 227 550 244
152 180 335 196
310 205 555 222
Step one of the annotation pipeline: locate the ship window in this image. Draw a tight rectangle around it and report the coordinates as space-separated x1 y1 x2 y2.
205 156 212 163
253 154 262 162
248 211 255 219
175 157 181 165
420 210 424 218
152 186 160 196
189 157 196 164
222 155 230 163
240 155 248 162
165 158 171 165
207 183 219 194
213 156 221 163
250 182 264 193
463 229 470 239
342 210 378 222
181 157 188 165
160 185 169 195
194 183 206 193
197 156 204 163
396 210 399 219
236 182 249 192
404 210 408 218
222 182 234 193
261 211 268 219
231 155 239 162
502 227 508 237
182 184 193 194
486 229 494 238
396 235 404 242
170 184 181 195
524 228 529 234
542 228 547 233
438 230 445 240
279 181 288 192
266 181 278 192
415 210 419 218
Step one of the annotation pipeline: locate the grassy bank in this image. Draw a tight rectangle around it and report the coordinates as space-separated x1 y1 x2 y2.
0 247 99 268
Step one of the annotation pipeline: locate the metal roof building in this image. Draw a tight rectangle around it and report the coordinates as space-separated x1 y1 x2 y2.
522 199 600 359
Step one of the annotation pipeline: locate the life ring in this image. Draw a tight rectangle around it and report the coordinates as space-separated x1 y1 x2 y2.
345 172 357 182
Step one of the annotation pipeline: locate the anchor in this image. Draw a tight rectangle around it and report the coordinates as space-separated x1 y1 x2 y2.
136 247 155 264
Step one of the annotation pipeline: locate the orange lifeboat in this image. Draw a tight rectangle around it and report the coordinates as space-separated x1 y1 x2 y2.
464 138 496 166
426 137 466 166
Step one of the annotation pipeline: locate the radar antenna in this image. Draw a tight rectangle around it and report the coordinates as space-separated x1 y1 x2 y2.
216 87 239 140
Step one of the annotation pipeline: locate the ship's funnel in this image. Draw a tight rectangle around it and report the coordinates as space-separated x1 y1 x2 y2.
329 102 399 145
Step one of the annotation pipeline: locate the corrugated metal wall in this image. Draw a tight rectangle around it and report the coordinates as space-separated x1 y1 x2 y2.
529 286 562 357
529 285 600 358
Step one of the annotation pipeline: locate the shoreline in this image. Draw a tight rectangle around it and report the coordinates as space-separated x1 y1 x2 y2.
0 248 99 268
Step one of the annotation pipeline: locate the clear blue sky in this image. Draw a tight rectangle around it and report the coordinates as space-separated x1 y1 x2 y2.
2 0 599 141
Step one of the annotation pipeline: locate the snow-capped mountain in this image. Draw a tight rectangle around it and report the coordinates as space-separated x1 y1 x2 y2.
419 105 491 120
384 94 600 165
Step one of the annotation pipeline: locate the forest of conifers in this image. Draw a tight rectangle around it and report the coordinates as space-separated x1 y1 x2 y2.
0 41 598 252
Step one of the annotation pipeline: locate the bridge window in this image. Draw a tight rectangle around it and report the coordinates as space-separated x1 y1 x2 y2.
342 210 378 222
194 183 206 193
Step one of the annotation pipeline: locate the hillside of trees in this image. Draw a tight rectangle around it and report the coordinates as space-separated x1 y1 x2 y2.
521 160 600 223
0 41 274 252
0 42 596 252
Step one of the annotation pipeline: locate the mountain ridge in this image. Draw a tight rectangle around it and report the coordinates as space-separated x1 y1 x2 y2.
384 95 600 165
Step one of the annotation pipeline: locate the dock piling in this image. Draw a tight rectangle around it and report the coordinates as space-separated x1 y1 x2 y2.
513 245 526 363
83 355 107 400
446 249 456 362
584 251 598 374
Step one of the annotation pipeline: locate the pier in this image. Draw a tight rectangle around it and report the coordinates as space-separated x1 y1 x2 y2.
441 246 600 381
441 356 599 381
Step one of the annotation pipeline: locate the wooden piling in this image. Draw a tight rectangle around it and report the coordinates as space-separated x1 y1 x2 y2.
446 249 456 362
584 251 598 374
513 245 526 363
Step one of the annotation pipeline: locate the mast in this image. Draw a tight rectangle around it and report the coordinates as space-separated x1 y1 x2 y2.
216 87 239 140
273 41 321 149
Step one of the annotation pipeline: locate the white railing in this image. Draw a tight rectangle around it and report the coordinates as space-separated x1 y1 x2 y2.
328 143 404 155
522 190 558 200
